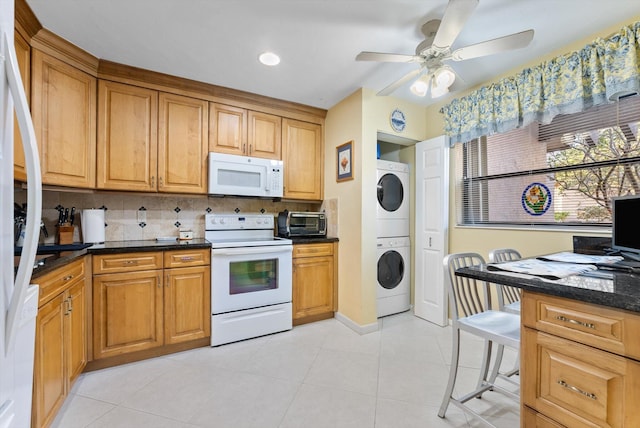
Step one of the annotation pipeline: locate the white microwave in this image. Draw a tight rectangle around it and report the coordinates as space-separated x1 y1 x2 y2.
208 152 284 198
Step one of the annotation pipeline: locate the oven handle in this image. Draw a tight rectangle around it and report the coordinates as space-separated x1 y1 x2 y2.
212 245 293 256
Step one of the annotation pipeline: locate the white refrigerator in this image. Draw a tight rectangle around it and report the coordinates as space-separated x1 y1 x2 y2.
1 0 43 425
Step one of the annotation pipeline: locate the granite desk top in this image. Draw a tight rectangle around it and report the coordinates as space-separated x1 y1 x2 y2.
456 263 640 313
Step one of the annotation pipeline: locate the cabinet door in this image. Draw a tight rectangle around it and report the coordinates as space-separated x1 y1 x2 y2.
209 103 247 156
158 93 208 194
32 49 97 188
97 80 158 191
13 29 29 182
93 270 164 359
292 255 334 320
33 294 66 428
523 327 640 428
248 111 281 160
67 279 87 385
164 265 211 344
282 118 323 200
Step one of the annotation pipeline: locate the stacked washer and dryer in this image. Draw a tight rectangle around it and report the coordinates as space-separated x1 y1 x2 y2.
376 160 411 318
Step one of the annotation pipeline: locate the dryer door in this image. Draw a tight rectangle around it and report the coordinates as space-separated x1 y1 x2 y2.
377 249 405 290
377 173 404 213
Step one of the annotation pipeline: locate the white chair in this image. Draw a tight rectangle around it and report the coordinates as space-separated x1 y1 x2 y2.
488 248 522 314
438 253 520 428
487 248 522 382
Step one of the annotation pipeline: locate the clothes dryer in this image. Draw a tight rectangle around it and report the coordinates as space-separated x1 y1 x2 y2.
376 160 409 237
377 236 410 317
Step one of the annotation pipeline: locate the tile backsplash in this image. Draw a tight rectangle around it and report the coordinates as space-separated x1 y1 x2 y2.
15 188 321 244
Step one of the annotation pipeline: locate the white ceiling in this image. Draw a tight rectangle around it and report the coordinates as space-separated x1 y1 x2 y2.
25 0 640 110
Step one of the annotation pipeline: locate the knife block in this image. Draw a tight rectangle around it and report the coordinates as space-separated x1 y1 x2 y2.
57 224 74 245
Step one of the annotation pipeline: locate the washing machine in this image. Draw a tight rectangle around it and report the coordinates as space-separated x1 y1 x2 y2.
377 236 411 317
376 160 409 238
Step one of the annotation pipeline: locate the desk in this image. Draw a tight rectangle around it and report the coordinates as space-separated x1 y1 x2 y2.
456 264 640 427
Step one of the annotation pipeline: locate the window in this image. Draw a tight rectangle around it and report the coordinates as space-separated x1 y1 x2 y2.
457 95 640 227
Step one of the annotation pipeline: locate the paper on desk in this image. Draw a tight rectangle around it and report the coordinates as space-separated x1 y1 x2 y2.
487 258 597 280
536 251 623 264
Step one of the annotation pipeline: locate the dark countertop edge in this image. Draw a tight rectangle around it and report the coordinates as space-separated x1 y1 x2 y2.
456 266 640 313
29 239 211 280
290 236 339 244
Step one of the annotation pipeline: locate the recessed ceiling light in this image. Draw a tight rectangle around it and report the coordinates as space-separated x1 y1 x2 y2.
259 52 280 66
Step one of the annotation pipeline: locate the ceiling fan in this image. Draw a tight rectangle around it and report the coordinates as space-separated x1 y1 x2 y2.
356 0 534 98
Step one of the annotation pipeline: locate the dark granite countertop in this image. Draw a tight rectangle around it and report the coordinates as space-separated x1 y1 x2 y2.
456 263 640 313
290 236 339 244
27 239 210 280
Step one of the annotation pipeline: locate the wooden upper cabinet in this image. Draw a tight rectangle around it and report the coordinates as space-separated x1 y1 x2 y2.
209 103 247 156
210 104 282 159
158 93 209 194
13 29 30 182
248 111 281 160
97 80 158 191
31 48 97 188
282 118 323 200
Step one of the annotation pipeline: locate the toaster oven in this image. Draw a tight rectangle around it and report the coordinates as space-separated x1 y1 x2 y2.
277 210 327 237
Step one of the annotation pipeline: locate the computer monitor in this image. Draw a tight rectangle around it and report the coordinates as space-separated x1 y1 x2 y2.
612 195 640 261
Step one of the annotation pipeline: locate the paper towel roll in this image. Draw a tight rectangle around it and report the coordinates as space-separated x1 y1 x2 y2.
82 209 105 244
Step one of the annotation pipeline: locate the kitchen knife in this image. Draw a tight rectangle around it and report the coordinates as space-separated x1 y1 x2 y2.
57 208 64 225
69 207 76 225
63 208 69 224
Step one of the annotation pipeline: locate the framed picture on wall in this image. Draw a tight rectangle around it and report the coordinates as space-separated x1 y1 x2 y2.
336 141 354 182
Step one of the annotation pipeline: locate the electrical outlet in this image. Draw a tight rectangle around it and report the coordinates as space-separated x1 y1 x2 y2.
137 210 147 223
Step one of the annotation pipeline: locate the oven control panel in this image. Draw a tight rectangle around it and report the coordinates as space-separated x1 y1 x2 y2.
205 214 274 230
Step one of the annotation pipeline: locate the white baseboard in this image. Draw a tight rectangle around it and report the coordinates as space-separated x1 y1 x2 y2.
334 311 379 335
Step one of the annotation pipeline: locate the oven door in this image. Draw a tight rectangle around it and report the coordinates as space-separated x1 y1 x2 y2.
211 245 292 313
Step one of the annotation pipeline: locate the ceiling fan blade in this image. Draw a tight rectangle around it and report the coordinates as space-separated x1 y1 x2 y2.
450 29 534 61
432 0 479 50
356 51 419 63
377 68 423 96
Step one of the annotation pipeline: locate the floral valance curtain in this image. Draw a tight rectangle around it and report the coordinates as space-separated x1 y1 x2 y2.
441 21 640 144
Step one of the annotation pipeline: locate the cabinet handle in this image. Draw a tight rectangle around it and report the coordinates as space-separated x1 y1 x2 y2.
62 274 74 281
555 315 595 329
123 260 139 266
243 143 246 154
151 175 155 187
158 275 161 288
159 177 164 188
64 297 72 315
166 274 169 286
557 380 597 400
180 256 195 262
429 237 432 247
249 144 252 154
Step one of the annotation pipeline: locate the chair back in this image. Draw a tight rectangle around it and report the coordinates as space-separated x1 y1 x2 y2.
488 248 522 306
443 252 490 320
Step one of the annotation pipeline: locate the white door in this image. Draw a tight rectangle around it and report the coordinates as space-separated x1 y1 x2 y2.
414 136 449 326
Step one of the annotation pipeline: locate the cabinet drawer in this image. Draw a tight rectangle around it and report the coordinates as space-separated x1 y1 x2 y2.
37 258 85 307
92 252 163 274
163 249 210 268
522 327 640 428
293 243 333 258
522 291 640 360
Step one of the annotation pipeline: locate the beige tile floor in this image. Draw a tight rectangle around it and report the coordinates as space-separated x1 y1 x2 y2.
52 311 519 428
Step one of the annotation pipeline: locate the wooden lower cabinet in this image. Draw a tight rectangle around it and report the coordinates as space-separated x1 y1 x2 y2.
521 291 640 427
32 259 87 428
292 242 337 325
164 265 211 344
92 269 164 359
92 249 210 361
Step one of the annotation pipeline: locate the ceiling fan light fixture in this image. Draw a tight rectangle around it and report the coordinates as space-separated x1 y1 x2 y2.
431 79 450 98
434 66 455 88
258 51 280 66
410 74 430 97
